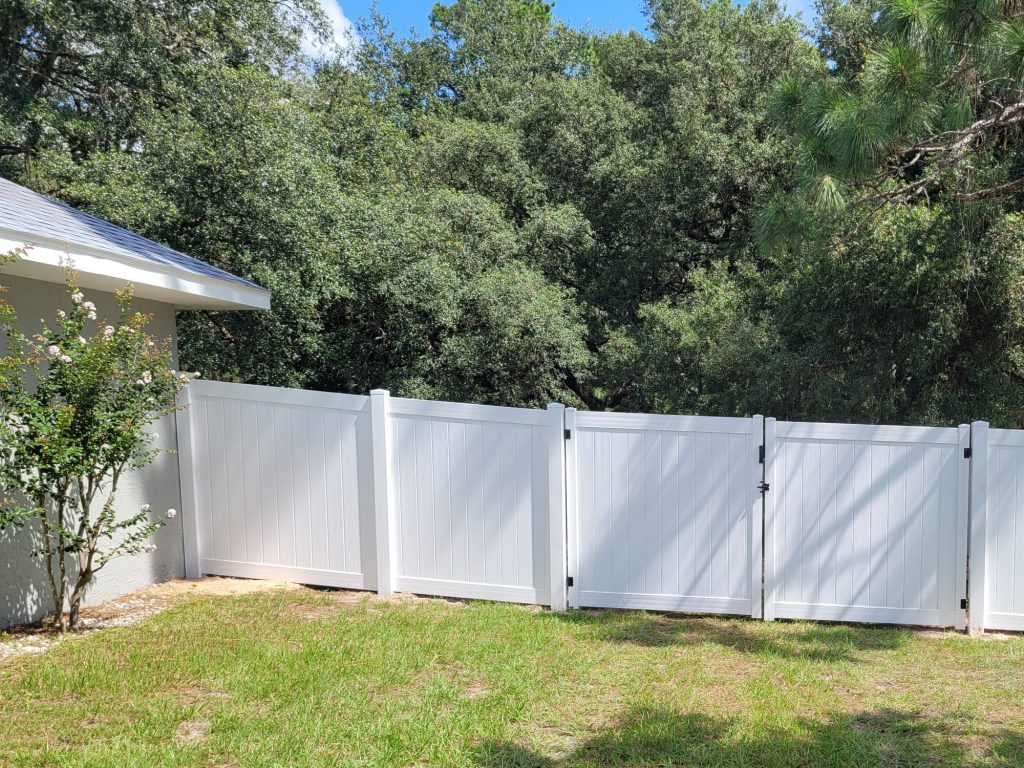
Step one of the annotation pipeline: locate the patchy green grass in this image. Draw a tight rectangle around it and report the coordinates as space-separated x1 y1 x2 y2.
4 589 1024 767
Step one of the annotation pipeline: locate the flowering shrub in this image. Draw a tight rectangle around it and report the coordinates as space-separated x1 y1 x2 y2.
0 253 195 631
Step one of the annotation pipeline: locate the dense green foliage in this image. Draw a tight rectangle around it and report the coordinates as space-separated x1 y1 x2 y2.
3 0 1024 426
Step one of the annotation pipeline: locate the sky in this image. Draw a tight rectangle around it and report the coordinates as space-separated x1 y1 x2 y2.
308 0 818 54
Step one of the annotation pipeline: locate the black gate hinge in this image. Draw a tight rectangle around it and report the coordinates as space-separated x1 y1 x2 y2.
758 481 770 494
567 576 574 587
961 598 968 609
964 447 972 459
759 445 765 464
564 428 571 440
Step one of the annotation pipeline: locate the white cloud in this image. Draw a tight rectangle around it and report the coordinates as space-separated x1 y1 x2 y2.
301 0 359 60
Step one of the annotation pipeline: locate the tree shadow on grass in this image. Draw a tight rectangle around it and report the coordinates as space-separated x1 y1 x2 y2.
473 706 1024 768
548 610 915 663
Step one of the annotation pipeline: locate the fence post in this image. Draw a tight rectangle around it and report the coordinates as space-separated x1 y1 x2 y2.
370 389 396 597
968 421 989 634
564 408 580 609
547 403 568 612
762 417 777 621
175 385 203 579
750 415 765 619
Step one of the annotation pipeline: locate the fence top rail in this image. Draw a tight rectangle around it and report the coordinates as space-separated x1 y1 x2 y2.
776 420 961 445
190 380 369 412
388 396 550 426
989 428 1024 447
574 411 754 435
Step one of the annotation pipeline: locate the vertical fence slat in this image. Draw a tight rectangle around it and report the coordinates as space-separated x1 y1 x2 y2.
968 421 989 634
547 403 568 611
762 417 777 621
371 389 396 597
175 385 203 579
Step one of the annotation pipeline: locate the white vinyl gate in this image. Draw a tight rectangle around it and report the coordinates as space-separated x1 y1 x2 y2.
565 411 762 616
967 424 1024 632
178 380 1024 630
764 421 969 628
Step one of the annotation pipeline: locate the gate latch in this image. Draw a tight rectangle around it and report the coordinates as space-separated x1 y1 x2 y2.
758 481 770 494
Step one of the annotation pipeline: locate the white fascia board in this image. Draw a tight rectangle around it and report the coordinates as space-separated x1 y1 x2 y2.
0 233 271 311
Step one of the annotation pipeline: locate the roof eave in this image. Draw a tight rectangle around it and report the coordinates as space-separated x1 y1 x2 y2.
0 235 271 311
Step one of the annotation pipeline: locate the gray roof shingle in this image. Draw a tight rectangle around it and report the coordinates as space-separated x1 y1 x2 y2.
0 177 262 289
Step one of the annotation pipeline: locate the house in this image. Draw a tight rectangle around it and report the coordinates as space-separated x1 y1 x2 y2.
0 177 269 628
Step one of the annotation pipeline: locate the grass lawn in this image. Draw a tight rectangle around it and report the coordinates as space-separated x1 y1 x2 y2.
3 588 1024 767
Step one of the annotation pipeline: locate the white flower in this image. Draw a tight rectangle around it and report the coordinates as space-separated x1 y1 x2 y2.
141 504 151 513
59 354 72 363
78 336 86 344
193 372 201 379
103 326 115 339
82 301 96 312
70 292 83 304
57 310 66 319
47 345 60 357
143 543 157 553
166 508 177 519
87 310 97 320
141 371 152 384
151 432 159 439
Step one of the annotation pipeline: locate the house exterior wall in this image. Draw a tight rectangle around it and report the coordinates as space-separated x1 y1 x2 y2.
0 275 185 628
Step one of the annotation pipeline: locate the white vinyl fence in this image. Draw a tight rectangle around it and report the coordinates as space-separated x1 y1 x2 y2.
178 380 1024 631
179 382 567 609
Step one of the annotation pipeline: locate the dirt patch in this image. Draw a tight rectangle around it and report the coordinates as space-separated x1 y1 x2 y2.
174 718 210 746
464 682 489 699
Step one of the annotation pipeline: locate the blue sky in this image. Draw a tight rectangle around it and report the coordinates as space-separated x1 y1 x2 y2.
321 0 817 42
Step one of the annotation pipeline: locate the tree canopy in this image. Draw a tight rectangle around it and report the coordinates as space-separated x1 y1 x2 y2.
4 0 1024 427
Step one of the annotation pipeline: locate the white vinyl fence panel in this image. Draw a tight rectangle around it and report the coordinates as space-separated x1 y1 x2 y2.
181 381 376 589
973 427 1024 631
387 398 560 605
766 421 969 628
567 412 762 616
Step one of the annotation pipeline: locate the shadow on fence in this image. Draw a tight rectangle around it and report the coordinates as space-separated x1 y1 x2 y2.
546 610 914 663
472 706 1024 767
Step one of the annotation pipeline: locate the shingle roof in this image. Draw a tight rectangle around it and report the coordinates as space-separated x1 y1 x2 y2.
0 177 261 289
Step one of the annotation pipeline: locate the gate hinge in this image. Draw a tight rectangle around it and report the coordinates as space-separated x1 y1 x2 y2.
759 445 765 464
964 447 972 459
961 598 968 609
567 576 574 587
758 481 770 494
564 428 571 440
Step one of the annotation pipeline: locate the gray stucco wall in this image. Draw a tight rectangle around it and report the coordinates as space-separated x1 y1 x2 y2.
0 275 185 628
